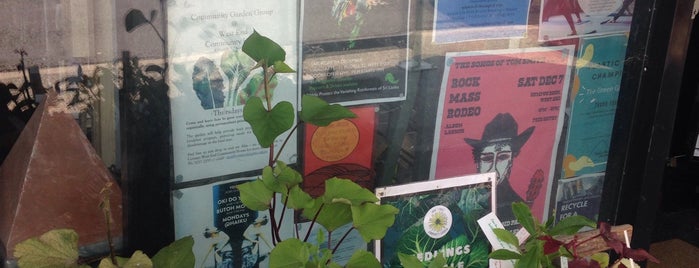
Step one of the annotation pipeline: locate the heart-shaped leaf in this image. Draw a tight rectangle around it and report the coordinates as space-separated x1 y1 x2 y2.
125 9 149 32
269 238 311 267
242 31 291 72
300 95 357 126
548 215 596 236
286 185 314 210
345 250 381 268
237 179 274 211
302 200 353 232
493 228 520 247
14 229 88 268
151 236 195 268
512 202 537 236
322 178 377 205
243 97 294 148
351 203 398 242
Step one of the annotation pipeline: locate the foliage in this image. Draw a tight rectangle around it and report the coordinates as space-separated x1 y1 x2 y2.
13 182 195 268
235 31 398 267
488 202 659 268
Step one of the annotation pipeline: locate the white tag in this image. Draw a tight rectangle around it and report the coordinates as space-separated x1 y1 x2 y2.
477 212 517 268
560 256 569 268
515 227 530 245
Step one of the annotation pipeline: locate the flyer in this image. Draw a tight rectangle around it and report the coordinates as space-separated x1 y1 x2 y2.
300 0 410 105
173 178 292 268
430 46 574 231
375 173 495 268
433 0 531 43
554 173 605 223
539 0 634 41
167 1 299 183
303 106 376 197
562 34 627 179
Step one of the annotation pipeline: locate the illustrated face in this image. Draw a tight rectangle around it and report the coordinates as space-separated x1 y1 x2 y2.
477 142 513 184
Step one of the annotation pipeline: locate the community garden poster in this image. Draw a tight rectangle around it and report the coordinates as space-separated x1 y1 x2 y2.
430 46 574 231
301 0 410 105
167 0 298 183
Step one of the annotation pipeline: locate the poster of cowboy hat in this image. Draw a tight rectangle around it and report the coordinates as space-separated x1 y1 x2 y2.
375 172 495 268
172 177 293 268
429 45 575 232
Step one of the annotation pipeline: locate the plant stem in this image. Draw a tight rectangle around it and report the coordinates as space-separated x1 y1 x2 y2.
332 227 355 255
274 123 299 163
304 203 325 242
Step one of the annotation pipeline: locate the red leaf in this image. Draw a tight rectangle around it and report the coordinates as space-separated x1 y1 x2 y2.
539 235 564 255
622 247 660 263
569 258 601 268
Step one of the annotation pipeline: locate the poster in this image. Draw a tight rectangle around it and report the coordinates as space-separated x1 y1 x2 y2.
554 173 604 223
433 0 531 43
429 46 575 231
173 178 292 268
300 0 411 105
375 173 495 268
539 0 634 41
303 106 376 197
562 34 626 179
167 1 299 183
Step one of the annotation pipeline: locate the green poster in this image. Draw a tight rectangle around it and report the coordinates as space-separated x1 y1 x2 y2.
376 174 495 268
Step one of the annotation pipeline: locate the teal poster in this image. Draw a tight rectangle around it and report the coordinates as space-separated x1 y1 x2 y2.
556 35 627 223
562 34 627 179
375 174 494 268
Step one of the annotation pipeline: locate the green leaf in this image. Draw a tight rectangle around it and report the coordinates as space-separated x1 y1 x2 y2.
351 203 399 242
302 200 352 232
493 228 520 247
270 239 311 268
261 166 286 193
512 202 537 235
516 240 543 268
273 60 295 73
242 31 292 71
427 253 447 268
300 95 357 126
398 253 423 268
121 251 153 268
14 229 82 268
345 250 381 268
125 9 149 32
286 185 315 210
489 249 522 260
243 97 294 147
151 236 195 268
274 161 303 188
591 252 610 268
322 178 378 205
547 215 596 236
237 179 274 210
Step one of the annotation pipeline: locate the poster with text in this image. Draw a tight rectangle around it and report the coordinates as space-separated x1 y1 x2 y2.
433 0 531 43
562 34 626 179
167 1 299 183
375 173 495 268
555 173 604 223
303 106 376 197
539 0 633 41
301 0 411 105
173 178 292 268
429 46 574 231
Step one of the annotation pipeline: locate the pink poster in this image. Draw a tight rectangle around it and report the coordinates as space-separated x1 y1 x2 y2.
430 46 574 230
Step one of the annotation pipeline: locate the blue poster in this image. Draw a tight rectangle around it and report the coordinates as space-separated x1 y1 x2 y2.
562 34 627 179
433 0 530 43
